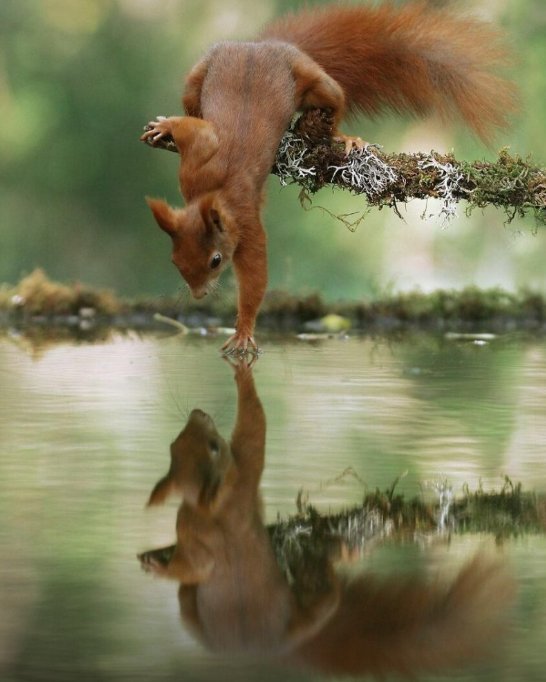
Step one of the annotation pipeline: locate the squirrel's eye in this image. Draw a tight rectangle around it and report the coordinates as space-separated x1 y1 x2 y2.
209 440 219 457
210 253 222 270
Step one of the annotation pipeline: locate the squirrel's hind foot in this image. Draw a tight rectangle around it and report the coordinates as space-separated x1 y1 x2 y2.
333 132 368 156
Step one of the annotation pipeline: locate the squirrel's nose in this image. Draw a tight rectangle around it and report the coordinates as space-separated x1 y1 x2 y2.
191 287 208 299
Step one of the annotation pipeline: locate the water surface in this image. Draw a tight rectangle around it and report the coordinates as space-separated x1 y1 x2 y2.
1 332 545 681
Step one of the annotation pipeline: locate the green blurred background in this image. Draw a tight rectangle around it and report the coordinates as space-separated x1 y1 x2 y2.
1 0 545 302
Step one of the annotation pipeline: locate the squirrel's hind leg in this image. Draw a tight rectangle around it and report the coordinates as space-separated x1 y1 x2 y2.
183 57 210 117
292 54 367 154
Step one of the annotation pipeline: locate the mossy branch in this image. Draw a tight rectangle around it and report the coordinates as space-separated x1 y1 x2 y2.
142 109 546 225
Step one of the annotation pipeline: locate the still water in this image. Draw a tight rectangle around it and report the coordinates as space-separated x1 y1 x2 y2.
0 331 545 681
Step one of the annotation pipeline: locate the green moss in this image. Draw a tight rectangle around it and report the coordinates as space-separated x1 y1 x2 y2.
458 150 546 225
6 268 121 317
454 477 546 537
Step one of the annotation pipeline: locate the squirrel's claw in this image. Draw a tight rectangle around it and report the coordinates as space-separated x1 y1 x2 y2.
221 331 260 357
140 116 171 144
138 553 168 577
222 353 258 371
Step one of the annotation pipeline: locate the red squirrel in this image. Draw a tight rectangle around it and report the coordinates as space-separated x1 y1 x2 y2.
141 2 516 353
139 358 341 654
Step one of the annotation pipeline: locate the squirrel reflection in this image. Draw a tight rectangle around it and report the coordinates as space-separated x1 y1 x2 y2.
138 358 514 678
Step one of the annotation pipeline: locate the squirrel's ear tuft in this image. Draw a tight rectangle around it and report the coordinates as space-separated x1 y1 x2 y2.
146 197 179 237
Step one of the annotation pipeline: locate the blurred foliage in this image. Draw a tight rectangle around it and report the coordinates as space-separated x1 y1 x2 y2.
1 0 545 301
5 268 546 331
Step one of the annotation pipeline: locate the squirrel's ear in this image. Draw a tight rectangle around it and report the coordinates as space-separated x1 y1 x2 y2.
209 207 224 232
147 473 174 507
198 467 222 507
146 197 179 237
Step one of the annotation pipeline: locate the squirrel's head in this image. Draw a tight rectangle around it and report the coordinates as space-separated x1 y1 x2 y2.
146 194 236 299
147 408 233 509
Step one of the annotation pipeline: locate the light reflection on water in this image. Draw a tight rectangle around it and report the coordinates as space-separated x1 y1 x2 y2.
0 332 545 681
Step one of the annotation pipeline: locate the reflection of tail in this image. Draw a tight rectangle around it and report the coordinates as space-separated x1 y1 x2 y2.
294 557 515 678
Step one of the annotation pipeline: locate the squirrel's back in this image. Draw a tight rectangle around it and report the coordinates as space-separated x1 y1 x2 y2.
293 556 515 678
260 1 517 143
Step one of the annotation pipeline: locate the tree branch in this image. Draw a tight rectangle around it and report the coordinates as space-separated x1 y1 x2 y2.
142 109 546 225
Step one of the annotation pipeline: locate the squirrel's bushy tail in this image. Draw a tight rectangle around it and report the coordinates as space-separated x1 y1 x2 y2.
260 2 518 143
293 556 516 678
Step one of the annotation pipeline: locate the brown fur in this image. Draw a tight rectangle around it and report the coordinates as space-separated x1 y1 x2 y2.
294 556 516 678
139 360 340 654
261 2 517 141
142 2 517 352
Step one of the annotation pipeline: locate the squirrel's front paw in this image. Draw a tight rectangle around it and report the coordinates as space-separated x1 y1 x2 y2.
138 551 170 577
140 116 174 145
221 330 260 356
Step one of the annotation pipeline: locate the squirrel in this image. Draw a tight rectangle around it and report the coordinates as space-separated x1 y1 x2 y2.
138 358 515 677
139 357 341 654
141 1 517 353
